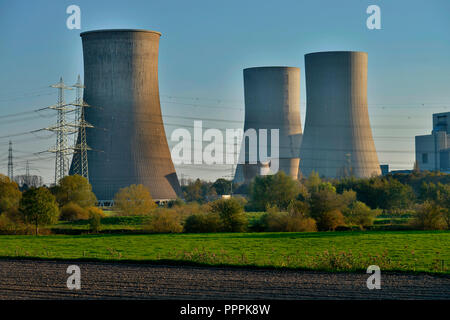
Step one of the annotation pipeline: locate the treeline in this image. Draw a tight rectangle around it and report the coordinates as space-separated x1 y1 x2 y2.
182 170 450 231
1 170 449 235
0 174 105 234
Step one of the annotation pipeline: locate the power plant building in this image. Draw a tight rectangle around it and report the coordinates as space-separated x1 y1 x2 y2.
299 51 381 178
70 29 182 201
234 67 302 183
415 112 450 173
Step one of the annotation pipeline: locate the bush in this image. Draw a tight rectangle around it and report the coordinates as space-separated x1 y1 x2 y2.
262 206 317 232
184 213 223 233
86 206 106 218
0 209 49 235
315 210 345 231
60 202 89 221
285 216 317 232
170 202 211 217
210 198 247 232
144 211 183 233
88 210 102 233
411 201 446 230
343 201 380 230
0 214 17 233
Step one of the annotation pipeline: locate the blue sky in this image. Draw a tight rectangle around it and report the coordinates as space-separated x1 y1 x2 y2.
1 0 450 183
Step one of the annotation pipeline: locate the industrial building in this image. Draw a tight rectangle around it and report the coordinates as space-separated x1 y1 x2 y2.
234 67 302 183
415 112 450 173
299 51 381 178
69 29 182 201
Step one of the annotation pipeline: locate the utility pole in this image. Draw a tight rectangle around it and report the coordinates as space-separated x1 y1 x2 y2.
7 140 13 181
47 77 74 185
25 160 30 186
71 75 92 180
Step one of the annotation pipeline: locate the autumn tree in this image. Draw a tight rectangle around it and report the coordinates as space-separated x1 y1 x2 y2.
114 184 157 216
0 174 22 214
53 175 97 208
210 198 247 232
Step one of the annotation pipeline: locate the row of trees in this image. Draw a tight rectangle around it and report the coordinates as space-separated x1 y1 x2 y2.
1 170 449 234
181 170 450 231
0 173 163 234
0 174 104 234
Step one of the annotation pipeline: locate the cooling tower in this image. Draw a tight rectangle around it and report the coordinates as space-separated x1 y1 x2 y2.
69 29 182 201
234 67 302 184
299 51 381 178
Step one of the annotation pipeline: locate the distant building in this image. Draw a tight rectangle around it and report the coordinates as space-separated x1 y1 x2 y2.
380 164 389 176
415 112 450 173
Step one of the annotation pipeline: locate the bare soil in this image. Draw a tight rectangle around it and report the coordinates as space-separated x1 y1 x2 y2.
0 259 448 300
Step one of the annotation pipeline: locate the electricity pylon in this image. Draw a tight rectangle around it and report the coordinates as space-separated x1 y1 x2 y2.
47 77 74 185
7 141 13 181
70 75 92 180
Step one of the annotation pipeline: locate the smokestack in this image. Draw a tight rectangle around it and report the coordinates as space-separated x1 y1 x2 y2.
70 29 182 201
299 51 381 178
234 67 302 183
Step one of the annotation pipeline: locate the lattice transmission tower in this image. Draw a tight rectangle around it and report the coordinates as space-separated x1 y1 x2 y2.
71 75 92 180
47 77 74 184
7 140 13 181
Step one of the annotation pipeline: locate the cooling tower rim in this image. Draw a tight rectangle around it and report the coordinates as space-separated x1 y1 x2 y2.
244 66 299 72
80 29 162 37
305 51 367 57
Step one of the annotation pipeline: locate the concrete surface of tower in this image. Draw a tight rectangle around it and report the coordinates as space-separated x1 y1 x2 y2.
234 67 302 183
70 29 182 201
299 51 381 178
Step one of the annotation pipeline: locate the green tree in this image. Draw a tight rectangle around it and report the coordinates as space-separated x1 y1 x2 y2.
335 176 414 210
343 201 380 230
53 175 97 208
114 184 157 216
0 174 22 214
182 179 217 203
249 172 300 210
411 201 446 230
19 187 60 235
309 187 346 231
212 178 234 195
184 213 223 233
210 198 247 232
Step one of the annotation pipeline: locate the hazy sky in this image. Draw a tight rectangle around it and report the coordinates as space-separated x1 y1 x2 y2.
1 0 450 183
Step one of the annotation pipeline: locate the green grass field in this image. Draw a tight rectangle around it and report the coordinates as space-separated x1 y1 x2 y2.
0 230 448 274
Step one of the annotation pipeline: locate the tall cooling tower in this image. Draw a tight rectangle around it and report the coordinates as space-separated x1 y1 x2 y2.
299 51 381 178
70 29 182 201
234 67 302 184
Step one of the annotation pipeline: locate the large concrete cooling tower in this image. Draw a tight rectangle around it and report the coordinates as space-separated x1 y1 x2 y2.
234 67 302 184
299 51 381 178
70 29 182 201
